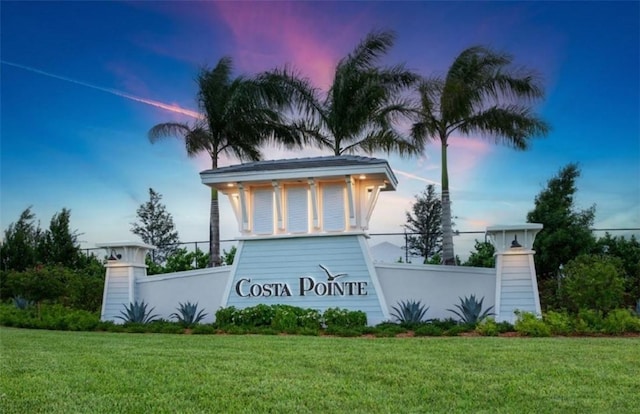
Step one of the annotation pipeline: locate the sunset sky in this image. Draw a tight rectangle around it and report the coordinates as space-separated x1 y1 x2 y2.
1 1 638 260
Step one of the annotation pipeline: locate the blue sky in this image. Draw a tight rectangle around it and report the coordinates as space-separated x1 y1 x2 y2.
1 1 638 259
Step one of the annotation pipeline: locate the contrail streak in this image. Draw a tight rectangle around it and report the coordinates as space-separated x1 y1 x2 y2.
1 60 202 119
393 169 440 186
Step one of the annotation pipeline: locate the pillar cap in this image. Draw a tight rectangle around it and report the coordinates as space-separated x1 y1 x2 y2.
486 224 543 253
96 242 155 265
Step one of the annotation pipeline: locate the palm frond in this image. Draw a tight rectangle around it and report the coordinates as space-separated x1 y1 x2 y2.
460 105 550 149
340 29 396 72
148 122 192 143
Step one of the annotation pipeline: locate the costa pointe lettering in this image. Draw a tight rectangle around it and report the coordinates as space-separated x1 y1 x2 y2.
234 264 368 298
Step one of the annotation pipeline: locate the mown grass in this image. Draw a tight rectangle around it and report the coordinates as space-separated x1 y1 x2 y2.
1 328 638 413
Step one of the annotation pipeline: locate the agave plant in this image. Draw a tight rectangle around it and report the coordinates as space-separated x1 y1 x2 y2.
116 301 159 324
170 302 208 327
390 300 429 324
12 296 33 310
447 294 494 325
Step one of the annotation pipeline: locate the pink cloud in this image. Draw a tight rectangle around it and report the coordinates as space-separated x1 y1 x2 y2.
447 136 493 174
211 2 366 90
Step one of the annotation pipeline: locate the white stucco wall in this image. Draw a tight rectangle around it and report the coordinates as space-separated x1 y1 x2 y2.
135 267 230 323
375 263 496 321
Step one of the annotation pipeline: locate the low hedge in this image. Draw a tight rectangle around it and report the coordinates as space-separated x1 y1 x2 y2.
2 303 639 337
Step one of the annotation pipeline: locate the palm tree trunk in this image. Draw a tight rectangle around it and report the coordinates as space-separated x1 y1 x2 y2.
440 137 456 265
209 187 220 267
209 156 221 267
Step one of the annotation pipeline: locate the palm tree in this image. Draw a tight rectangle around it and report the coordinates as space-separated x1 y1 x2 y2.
411 46 550 265
149 57 301 266
260 29 419 156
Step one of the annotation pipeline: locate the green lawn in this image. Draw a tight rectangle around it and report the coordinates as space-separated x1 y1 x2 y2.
1 328 638 413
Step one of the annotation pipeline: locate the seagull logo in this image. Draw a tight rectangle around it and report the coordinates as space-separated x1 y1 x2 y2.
319 264 347 281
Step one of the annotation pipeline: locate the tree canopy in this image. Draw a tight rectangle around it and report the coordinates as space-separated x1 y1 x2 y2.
261 29 419 156
131 188 180 264
149 57 302 266
411 45 550 265
404 184 443 263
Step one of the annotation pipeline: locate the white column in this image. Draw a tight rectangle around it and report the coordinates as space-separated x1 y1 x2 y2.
97 242 155 323
487 224 543 323
308 178 319 229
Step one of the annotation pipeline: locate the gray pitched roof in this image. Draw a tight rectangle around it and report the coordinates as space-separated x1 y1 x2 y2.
200 155 389 175
200 155 398 190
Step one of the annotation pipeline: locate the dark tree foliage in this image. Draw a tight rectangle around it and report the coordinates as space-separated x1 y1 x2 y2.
39 208 82 268
1 207 83 271
463 240 496 268
1 208 105 311
404 185 443 263
593 233 640 306
131 188 180 264
221 245 237 266
0 207 42 271
527 163 596 309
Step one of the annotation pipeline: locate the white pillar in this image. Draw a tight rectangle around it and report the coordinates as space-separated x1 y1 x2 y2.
97 242 155 323
486 224 543 323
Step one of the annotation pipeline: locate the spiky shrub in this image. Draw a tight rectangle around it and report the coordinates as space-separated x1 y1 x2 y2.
116 301 159 324
390 300 429 325
447 294 494 325
170 301 207 327
12 296 33 310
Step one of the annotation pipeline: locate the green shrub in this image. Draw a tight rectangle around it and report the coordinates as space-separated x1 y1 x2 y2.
298 327 320 336
447 294 494 325
575 309 604 334
271 306 298 332
414 324 443 337
323 307 367 329
191 324 217 335
170 302 207 327
0 303 100 331
443 324 474 336
4 265 104 312
297 308 322 330
602 309 640 334
223 325 248 335
236 304 275 327
214 306 237 327
496 321 515 333
475 319 499 336
515 311 550 337
324 326 364 337
543 310 574 336
390 300 429 325
562 254 625 314
116 301 159 324
146 320 185 334
270 305 322 332
373 323 407 337
429 318 459 331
